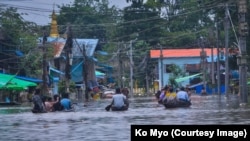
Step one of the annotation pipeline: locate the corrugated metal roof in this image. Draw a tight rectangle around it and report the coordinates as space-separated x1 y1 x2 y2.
72 39 99 57
38 37 99 58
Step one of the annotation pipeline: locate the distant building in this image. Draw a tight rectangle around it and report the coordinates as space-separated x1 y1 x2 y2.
150 48 225 89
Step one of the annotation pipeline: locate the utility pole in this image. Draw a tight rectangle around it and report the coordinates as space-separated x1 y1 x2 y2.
208 27 215 94
129 40 134 97
211 46 215 94
216 22 221 95
200 37 207 91
118 42 122 88
237 0 248 104
65 25 73 93
197 0 206 91
160 44 164 89
42 30 48 95
121 43 125 88
224 3 230 97
82 42 89 102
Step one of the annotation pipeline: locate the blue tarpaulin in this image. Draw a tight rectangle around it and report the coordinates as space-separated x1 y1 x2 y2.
15 76 42 83
15 50 24 56
50 67 65 75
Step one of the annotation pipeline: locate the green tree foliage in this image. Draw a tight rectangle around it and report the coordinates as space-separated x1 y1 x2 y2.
56 0 121 66
0 0 247 94
115 0 165 88
58 79 76 94
132 40 151 86
0 7 42 76
57 0 120 42
0 7 26 45
119 0 165 45
167 64 186 88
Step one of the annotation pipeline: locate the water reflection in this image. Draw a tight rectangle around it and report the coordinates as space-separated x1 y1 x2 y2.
0 95 249 141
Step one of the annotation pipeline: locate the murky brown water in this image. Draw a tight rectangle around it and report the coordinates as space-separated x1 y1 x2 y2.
0 94 250 141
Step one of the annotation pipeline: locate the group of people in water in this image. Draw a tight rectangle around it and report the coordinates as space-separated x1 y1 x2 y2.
31 84 192 113
31 88 73 113
107 85 192 110
155 85 192 107
31 87 130 113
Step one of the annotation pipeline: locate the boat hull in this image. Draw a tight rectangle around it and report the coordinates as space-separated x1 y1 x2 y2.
111 106 128 111
163 100 191 108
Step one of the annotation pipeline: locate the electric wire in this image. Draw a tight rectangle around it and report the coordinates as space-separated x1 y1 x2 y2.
0 0 236 69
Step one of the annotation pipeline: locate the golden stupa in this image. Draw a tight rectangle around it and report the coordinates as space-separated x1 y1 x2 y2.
49 6 59 38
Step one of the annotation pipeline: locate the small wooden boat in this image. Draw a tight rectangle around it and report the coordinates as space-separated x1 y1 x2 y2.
162 99 191 108
32 108 75 113
102 90 115 98
105 104 128 111
98 85 115 99
31 109 47 113
111 106 128 111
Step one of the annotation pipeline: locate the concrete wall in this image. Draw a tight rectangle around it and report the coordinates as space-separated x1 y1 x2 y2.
158 57 201 88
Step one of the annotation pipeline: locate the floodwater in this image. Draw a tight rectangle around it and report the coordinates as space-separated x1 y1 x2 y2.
0 94 250 141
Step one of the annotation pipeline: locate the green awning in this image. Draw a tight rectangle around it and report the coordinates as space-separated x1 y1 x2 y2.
175 73 202 83
0 73 37 90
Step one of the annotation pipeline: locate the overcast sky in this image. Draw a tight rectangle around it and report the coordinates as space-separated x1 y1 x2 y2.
0 0 131 25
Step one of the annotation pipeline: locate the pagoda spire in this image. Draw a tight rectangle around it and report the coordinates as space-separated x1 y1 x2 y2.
50 4 59 38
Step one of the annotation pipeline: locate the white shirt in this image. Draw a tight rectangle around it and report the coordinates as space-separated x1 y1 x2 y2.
112 93 126 108
176 90 190 101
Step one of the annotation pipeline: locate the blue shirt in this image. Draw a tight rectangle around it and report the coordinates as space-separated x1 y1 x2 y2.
60 98 71 110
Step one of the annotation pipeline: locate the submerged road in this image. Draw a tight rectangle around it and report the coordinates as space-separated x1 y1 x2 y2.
0 94 249 141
